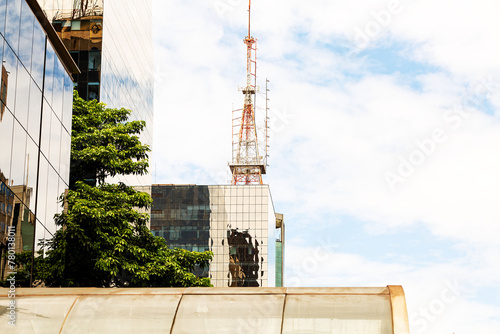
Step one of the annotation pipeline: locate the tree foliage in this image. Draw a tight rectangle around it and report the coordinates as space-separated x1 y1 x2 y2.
15 92 213 287
70 93 150 187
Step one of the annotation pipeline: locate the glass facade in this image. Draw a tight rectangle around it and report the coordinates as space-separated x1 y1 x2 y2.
40 0 154 187
151 185 284 287
0 0 76 279
275 213 284 287
0 286 411 333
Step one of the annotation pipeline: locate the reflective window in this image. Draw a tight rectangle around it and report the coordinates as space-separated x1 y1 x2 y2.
71 20 80 30
40 100 52 159
52 59 65 120
0 0 74 281
31 21 46 88
61 74 73 132
59 129 71 184
88 82 99 100
14 61 30 129
25 136 38 212
4 0 21 54
151 185 279 287
0 109 14 179
49 110 62 171
27 79 42 143
89 50 100 70
35 155 49 241
9 118 27 188
99 0 153 186
3 42 18 113
42 165 59 236
0 0 6 36
44 43 56 104
18 0 34 69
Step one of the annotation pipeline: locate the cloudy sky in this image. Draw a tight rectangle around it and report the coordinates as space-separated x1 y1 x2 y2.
152 0 500 332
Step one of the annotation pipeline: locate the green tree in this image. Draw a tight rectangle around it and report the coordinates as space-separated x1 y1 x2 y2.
31 92 212 287
69 93 149 188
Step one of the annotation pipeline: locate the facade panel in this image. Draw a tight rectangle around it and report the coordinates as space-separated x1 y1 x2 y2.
151 185 283 287
41 0 154 187
0 0 76 279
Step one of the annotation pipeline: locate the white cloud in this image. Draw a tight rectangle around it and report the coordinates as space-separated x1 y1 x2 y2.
285 241 500 334
152 0 500 331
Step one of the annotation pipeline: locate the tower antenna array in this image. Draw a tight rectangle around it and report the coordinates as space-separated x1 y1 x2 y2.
229 0 266 185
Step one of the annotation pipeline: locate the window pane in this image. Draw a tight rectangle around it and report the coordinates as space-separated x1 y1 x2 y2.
14 62 30 129
88 83 99 100
35 156 49 242
282 294 393 334
61 295 181 333
18 0 34 69
9 118 27 188
0 108 14 180
5 0 21 54
49 110 62 172
71 20 80 31
172 294 284 334
89 51 101 70
3 43 18 113
25 136 38 212
0 0 6 36
27 78 42 143
61 74 73 133
31 23 46 88
44 43 56 104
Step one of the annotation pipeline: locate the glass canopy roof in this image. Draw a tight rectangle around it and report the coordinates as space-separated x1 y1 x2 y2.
0 286 409 333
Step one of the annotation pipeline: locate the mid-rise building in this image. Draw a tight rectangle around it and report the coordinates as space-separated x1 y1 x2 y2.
0 0 78 279
39 0 154 187
150 184 284 287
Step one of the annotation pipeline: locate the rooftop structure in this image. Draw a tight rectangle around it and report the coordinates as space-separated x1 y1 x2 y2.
0 286 410 333
229 0 269 185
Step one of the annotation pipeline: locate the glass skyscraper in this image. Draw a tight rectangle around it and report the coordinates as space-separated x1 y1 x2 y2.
0 0 78 279
150 185 285 287
38 0 154 187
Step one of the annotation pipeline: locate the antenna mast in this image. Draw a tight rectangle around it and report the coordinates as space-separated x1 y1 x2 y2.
229 0 266 185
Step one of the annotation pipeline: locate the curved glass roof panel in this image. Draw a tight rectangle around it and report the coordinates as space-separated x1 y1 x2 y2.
0 286 409 334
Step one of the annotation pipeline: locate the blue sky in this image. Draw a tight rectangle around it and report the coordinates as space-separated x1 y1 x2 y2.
152 1 500 332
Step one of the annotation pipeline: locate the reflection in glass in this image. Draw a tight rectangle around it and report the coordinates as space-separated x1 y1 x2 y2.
27 79 42 142
10 119 27 187
3 42 18 113
18 0 34 70
14 62 30 128
227 229 260 287
44 42 56 104
87 82 99 100
150 185 280 287
0 0 74 285
31 21 46 87
5 0 21 54
1 64 8 121
89 50 100 70
0 1 6 37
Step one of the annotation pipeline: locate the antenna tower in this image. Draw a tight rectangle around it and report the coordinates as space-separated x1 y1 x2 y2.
229 0 267 185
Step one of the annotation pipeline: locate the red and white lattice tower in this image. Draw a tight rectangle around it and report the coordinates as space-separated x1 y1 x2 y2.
229 0 267 185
